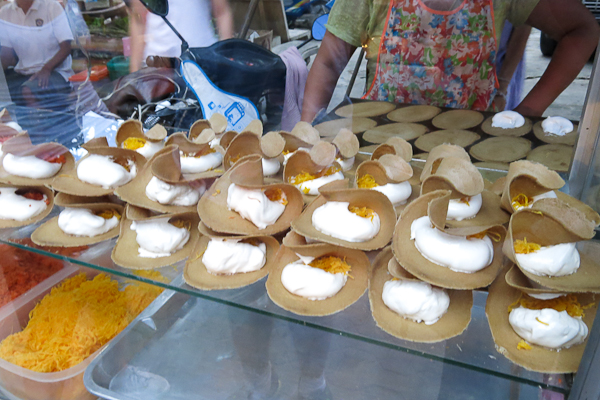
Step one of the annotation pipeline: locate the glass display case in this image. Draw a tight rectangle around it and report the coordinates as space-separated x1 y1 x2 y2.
1 0 600 399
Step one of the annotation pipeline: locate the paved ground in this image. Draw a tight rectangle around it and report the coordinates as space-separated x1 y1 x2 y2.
328 29 595 122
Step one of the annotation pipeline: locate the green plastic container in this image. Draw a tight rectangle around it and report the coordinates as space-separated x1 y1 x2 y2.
107 56 130 80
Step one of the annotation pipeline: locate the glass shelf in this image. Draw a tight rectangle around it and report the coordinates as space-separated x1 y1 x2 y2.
0 213 580 395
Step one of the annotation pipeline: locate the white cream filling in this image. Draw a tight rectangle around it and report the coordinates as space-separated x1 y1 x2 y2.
226 184 286 229
202 238 267 275
382 279 450 325
410 216 494 273
77 154 137 189
312 201 380 242
294 171 345 195
57 208 119 237
372 181 412 206
3 153 62 179
509 306 588 349
261 157 281 176
283 148 310 166
281 254 347 300
447 193 483 221
0 187 47 221
180 151 222 174
542 116 574 136
528 293 566 300
130 217 190 258
336 157 355 171
515 242 580 277
135 140 164 159
145 176 206 206
491 111 525 129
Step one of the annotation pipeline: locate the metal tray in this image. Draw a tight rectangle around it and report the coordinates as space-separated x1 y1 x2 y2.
84 276 549 400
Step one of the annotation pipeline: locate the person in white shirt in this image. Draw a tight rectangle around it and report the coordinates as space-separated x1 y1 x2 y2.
128 0 233 72
0 0 74 110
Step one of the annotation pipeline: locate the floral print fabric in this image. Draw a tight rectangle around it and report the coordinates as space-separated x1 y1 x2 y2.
365 0 498 110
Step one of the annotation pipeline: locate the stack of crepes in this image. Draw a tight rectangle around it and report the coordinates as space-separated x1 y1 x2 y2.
0 271 164 372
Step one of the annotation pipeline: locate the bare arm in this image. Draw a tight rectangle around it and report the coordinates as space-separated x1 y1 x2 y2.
28 40 71 88
494 24 531 110
514 0 600 116
211 0 233 40
0 47 16 70
301 31 357 122
128 0 148 72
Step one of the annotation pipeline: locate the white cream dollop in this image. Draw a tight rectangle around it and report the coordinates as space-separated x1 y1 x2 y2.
293 171 345 195
202 238 267 275
0 187 47 221
515 242 580 277
410 216 494 273
3 153 62 179
312 201 380 242
509 306 588 349
226 184 286 229
261 157 281 176
382 279 450 325
447 193 483 221
281 254 347 300
130 217 190 258
180 151 222 174
542 116 574 136
529 293 566 300
77 154 137 189
283 148 310 166
336 157 355 171
57 208 119 237
135 140 164 159
372 181 412 206
491 111 525 129
145 176 205 206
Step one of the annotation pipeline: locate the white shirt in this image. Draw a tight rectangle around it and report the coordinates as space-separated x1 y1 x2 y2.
0 0 74 79
143 0 217 59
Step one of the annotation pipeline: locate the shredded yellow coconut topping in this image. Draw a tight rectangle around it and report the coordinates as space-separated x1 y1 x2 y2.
95 209 121 220
512 193 533 211
183 147 216 158
459 196 471 206
309 256 352 277
0 273 163 372
517 340 532 350
514 238 541 254
264 188 288 205
122 137 146 150
467 230 502 242
348 205 376 221
508 293 592 318
282 150 291 156
170 219 191 230
289 166 341 186
357 174 379 189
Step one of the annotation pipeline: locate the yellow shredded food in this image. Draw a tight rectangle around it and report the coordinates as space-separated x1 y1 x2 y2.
517 340 532 350
170 219 191 230
309 256 352 277
0 273 163 372
536 317 549 326
289 166 341 185
264 188 288 205
122 137 146 150
514 238 541 254
349 205 376 221
508 293 591 318
213 189 221 196
459 196 471 206
357 174 379 189
302 187 310 194
467 230 502 242
95 209 121 220
512 193 533 211
183 148 216 158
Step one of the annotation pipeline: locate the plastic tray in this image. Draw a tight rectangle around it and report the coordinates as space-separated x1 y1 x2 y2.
0 264 98 400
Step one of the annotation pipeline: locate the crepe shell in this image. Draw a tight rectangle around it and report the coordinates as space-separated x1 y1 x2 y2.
223 131 284 171
370 137 413 163
116 119 166 146
0 184 54 229
419 144 470 182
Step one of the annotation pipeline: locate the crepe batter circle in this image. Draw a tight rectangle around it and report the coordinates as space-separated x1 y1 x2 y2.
387 105 441 123
470 137 532 163
481 116 533 137
414 130 480 152
314 117 377 136
363 123 429 144
473 161 510 171
335 101 396 118
533 121 579 145
526 144 573 172
432 110 484 130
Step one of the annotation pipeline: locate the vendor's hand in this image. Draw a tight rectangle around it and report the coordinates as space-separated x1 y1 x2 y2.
493 93 506 112
28 68 51 89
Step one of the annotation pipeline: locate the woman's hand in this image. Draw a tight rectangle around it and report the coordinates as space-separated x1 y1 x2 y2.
28 67 51 88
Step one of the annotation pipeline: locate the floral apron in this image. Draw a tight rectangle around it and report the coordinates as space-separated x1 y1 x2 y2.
364 0 498 110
